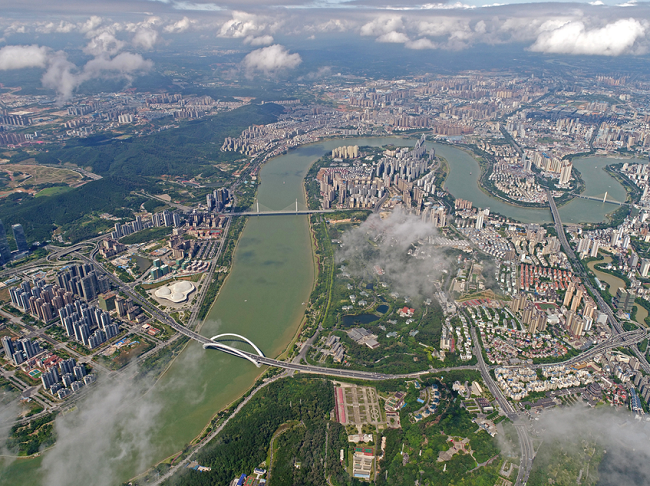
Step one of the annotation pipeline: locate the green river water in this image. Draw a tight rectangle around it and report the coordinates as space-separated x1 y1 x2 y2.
0 138 638 485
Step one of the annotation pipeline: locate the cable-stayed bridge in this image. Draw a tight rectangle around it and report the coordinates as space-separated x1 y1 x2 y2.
222 198 354 217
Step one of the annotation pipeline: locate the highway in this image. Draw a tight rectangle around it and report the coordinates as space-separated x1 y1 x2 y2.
493 329 648 371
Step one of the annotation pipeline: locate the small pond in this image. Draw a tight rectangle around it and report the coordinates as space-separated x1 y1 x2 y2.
342 314 380 326
376 305 389 314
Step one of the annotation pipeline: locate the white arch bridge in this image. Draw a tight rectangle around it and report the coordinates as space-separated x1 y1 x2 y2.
202 334 266 367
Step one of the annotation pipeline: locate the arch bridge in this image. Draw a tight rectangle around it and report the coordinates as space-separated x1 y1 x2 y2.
202 333 266 367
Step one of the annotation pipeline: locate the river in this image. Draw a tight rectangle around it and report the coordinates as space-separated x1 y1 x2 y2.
0 138 638 484
587 255 648 327
438 145 636 224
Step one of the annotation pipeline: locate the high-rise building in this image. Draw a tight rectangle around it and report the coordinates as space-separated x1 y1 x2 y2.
12 224 28 252
570 315 585 337
613 288 634 313
563 285 574 308
475 210 485 230
2 336 14 360
590 240 600 258
0 219 11 264
559 161 572 185
622 234 631 250
571 289 583 312
583 300 597 320
641 258 650 277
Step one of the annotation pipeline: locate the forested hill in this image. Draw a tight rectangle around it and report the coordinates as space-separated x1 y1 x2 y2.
0 103 283 244
46 103 284 178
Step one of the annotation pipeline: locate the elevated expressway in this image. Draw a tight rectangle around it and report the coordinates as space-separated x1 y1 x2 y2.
547 190 650 373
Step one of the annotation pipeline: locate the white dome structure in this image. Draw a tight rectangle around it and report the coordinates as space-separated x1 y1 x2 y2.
155 280 195 303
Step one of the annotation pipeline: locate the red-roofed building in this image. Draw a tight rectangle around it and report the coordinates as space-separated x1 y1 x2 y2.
398 307 415 318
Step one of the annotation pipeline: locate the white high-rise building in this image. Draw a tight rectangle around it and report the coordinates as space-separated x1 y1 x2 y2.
559 161 573 185
590 240 600 258
641 258 650 277
475 210 485 230
622 234 631 249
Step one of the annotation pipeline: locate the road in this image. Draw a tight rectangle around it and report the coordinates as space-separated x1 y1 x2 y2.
471 327 533 486
494 329 648 371
222 209 351 217
547 190 650 373
569 193 628 206
186 218 230 330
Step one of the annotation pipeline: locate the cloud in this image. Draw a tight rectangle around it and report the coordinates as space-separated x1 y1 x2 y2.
164 16 193 33
529 406 650 485
0 400 20 462
298 65 332 81
40 375 162 486
0 45 50 70
219 11 269 39
38 49 153 100
41 51 79 100
241 44 301 75
84 52 154 76
336 208 446 301
132 26 160 50
79 15 104 35
244 34 274 46
360 16 404 37
83 32 126 56
530 18 647 56
376 31 410 43
35 21 77 34
406 38 438 49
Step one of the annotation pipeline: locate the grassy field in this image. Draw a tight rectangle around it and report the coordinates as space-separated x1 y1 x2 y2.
35 186 74 197
1 163 83 189
94 336 155 370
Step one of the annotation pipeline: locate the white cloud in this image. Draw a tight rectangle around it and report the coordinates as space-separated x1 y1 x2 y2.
164 16 193 33
35 21 77 34
132 26 160 49
84 52 153 76
406 38 438 49
530 18 647 56
41 51 79 100
242 44 301 75
360 16 404 37
219 11 267 39
417 18 471 37
84 32 126 56
376 31 410 43
244 35 274 46
0 45 49 70
40 376 162 486
79 16 104 35
308 19 353 34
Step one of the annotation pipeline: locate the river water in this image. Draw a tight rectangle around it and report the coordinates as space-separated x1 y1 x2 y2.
0 138 637 485
437 144 634 224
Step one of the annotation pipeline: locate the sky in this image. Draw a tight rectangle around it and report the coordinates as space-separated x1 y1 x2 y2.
1 0 650 98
